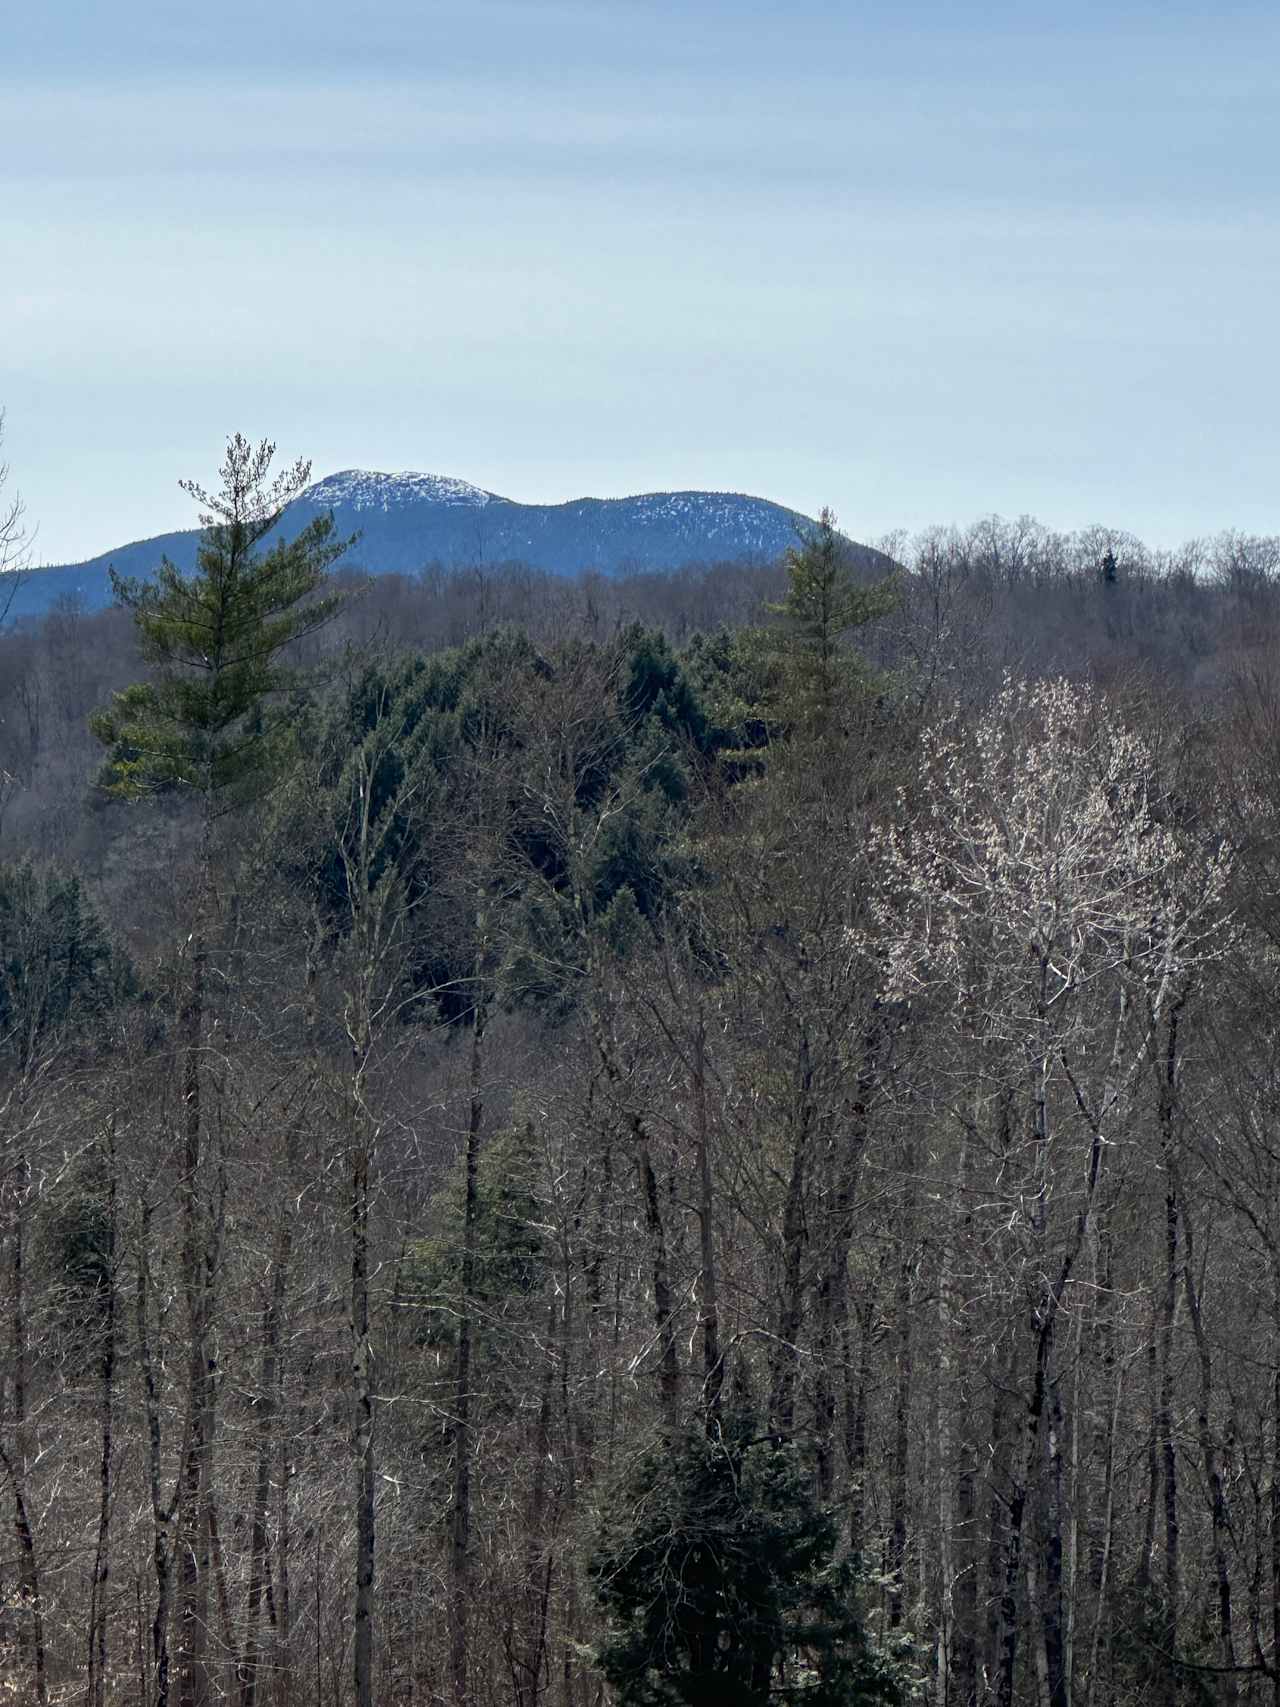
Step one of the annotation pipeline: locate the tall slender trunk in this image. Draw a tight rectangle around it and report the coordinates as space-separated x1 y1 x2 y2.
995 1315 1054 1707
1182 1216 1237 1703
1157 1084 1180 1707
1083 1354 1124 1707
275 1427 291 1707
945 1123 978 1707
692 1015 723 1430
887 1136 917 1629
177 912 210 1707
638 1137 681 1432
352 1098 376 1707
240 1212 293 1707
1082 1225 1118 1707
985 1336 1017 1695
138 1202 176 1707
846 1287 876 1556
587 1001 680 1433
1062 1293 1084 1707
818 1023 878 1508
3 1130 47 1705
515 1293 558 1707
450 991 487 1707
0 1442 47 1705
770 1034 814 1436
1040 1371 1069 1707
86 1122 118 1707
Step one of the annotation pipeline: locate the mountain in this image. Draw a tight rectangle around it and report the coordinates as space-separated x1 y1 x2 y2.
8 471 834 621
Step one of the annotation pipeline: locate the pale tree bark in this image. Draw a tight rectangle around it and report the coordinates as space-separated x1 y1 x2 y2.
176 816 221 1707
887 1135 917 1632
0 1100 47 1707
350 1087 375 1707
86 1118 118 1707
239 1206 293 1707
449 980 487 1707
137 1198 178 1707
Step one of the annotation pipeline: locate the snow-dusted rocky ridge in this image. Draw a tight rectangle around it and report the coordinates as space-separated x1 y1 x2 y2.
304 470 503 511
17 471 843 618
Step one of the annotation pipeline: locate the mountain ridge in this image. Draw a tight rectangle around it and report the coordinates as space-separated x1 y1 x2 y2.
6 470 856 620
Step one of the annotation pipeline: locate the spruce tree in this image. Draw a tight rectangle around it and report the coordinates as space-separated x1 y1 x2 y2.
591 1403 905 1707
765 508 896 737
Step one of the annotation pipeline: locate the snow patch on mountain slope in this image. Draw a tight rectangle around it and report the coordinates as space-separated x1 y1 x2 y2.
305 470 503 510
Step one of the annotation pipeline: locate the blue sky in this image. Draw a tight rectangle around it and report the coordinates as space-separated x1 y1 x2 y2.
4 0 1279 563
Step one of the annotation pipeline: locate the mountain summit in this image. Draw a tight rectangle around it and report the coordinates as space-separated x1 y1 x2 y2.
11 470 830 619
303 470 501 510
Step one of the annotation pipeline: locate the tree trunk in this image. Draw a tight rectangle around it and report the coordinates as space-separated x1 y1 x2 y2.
352 1105 376 1707
0 1441 47 1706
86 1123 118 1707
1040 1372 1069 1707
2 1133 47 1706
587 1000 680 1434
887 1136 917 1630
177 921 210 1707
770 1033 814 1436
995 1314 1054 1707
240 1211 292 1707
692 1014 723 1430
449 992 487 1707
1182 1222 1237 1704
1157 1145 1180 1707
138 1202 176 1707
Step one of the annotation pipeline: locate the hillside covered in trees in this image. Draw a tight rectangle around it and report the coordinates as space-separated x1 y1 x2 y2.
5 438 1280 1706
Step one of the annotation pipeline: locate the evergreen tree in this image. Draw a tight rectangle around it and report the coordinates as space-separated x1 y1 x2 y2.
0 862 130 1074
91 433 350 807
764 509 896 737
591 1403 904 1707
89 435 348 1707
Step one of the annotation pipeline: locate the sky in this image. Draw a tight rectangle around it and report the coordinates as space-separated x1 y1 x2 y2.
4 0 1280 565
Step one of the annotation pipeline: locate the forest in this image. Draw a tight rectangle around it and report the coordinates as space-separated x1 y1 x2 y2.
5 435 1280 1707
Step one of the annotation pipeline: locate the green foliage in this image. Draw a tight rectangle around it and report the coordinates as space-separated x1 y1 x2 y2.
1106 1583 1215 1707
92 434 351 807
763 509 896 737
0 862 131 1073
399 1121 545 1350
39 1143 115 1359
287 630 536 1021
621 627 712 756
288 625 717 1022
590 1406 904 1707
681 628 774 759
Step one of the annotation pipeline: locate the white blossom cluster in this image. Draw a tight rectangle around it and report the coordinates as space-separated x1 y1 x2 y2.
868 675 1232 1035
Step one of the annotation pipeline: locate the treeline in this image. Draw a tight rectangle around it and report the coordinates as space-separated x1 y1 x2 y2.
5 447 1280 1706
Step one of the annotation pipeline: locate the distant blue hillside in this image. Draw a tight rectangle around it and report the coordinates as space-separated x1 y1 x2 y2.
9 470 827 621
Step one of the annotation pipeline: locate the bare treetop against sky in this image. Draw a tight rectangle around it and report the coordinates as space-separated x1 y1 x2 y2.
4 0 1278 564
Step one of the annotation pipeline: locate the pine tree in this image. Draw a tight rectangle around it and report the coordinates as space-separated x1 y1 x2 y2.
92 433 349 807
90 435 348 1707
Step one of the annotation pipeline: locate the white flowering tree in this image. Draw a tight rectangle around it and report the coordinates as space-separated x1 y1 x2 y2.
869 675 1231 1707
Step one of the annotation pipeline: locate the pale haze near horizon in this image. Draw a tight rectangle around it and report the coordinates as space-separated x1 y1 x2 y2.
4 0 1278 566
